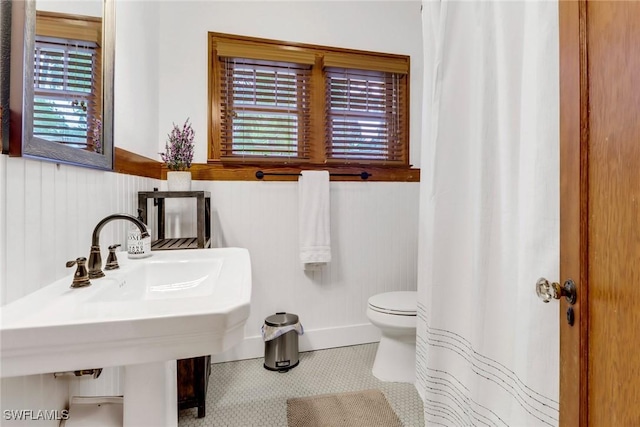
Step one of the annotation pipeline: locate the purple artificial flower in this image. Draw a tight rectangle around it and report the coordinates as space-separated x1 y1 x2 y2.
160 118 195 171
91 117 102 153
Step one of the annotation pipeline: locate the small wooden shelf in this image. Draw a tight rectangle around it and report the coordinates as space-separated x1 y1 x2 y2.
151 237 212 251
138 190 211 250
177 355 211 418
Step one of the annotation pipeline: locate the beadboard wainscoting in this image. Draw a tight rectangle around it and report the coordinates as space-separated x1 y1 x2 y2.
0 158 159 305
160 180 421 363
0 156 159 426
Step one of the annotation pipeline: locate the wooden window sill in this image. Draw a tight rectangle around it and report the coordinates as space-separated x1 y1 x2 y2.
192 163 420 182
114 148 420 182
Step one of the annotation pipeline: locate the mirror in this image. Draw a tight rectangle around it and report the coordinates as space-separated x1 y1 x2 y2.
6 0 114 169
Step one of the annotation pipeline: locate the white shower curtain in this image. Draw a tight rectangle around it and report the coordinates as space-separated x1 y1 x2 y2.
416 1 560 426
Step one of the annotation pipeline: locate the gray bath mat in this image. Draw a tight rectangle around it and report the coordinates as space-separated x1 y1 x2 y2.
287 389 403 427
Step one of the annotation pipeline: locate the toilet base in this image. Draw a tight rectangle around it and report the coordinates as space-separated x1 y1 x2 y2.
372 334 416 383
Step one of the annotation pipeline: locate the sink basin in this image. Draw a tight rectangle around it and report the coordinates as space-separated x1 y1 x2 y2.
92 257 224 302
0 248 251 378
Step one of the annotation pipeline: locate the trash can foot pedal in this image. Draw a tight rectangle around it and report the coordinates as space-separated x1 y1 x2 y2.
263 360 299 372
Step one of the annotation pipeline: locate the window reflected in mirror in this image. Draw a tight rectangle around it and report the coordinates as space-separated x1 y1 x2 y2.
34 11 102 153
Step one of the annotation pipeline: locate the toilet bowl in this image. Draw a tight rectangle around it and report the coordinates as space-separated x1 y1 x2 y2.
366 291 417 383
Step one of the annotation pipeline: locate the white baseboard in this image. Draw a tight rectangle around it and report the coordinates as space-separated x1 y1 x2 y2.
210 323 381 364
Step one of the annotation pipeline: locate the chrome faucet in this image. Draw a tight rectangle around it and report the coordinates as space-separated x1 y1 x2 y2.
88 214 150 279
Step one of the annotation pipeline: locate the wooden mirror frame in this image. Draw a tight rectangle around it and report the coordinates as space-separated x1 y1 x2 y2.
5 0 114 170
0 1 10 152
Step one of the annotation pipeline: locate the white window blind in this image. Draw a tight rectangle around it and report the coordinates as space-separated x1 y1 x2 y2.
219 57 311 161
325 68 406 164
33 37 98 149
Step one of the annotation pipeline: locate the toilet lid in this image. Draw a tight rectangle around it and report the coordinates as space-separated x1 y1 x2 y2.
368 291 417 316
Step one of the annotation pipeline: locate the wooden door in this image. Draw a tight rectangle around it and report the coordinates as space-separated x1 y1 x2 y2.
559 1 640 425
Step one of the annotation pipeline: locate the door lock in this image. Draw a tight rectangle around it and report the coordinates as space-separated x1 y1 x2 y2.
566 306 575 326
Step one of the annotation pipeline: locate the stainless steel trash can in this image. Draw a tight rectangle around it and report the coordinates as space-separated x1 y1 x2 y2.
263 312 299 372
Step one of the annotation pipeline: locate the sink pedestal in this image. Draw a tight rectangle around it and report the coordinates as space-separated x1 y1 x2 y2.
123 360 177 427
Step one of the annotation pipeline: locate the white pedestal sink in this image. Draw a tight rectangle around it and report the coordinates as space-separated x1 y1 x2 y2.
0 248 252 426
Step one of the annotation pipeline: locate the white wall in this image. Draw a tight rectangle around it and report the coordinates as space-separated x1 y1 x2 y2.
156 0 423 167
0 159 152 305
113 0 160 159
36 0 102 17
195 180 419 362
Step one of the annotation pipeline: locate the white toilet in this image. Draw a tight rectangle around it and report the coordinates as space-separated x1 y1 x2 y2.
366 291 417 383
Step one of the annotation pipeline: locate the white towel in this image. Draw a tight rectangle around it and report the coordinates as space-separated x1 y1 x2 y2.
299 171 331 269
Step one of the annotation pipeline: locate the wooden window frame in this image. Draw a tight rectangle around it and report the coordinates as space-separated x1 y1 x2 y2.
208 33 416 181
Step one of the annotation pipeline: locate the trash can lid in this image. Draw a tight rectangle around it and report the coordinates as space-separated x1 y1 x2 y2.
265 312 299 327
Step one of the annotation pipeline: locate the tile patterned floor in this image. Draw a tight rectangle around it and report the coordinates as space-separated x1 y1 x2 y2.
178 343 424 427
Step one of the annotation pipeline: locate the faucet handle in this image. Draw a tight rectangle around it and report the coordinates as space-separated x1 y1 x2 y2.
105 244 121 271
66 257 92 288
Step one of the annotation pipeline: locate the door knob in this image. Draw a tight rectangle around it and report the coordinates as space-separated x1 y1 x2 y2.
536 277 577 305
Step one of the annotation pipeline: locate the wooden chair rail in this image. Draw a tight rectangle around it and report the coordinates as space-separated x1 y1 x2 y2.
115 148 420 182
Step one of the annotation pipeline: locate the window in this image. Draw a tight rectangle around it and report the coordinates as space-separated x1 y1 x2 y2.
219 58 312 159
325 68 405 162
34 38 100 149
34 12 102 152
209 33 409 167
